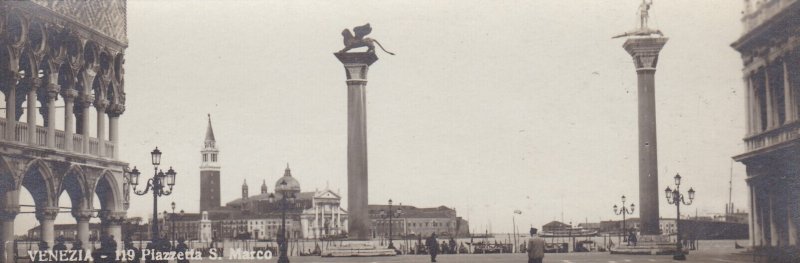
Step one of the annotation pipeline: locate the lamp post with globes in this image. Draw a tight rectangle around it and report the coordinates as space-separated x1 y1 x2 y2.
380 199 403 250
665 173 695 261
269 180 296 263
128 147 178 243
613 195 635 244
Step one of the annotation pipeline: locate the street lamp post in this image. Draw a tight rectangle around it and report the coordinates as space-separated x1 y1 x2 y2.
380 199 403 250
129 147 178 243
269 181 296 263
613 195 635 245
665 173 695 261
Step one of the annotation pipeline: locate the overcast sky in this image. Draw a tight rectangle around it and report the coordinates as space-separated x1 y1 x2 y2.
17 0 750 234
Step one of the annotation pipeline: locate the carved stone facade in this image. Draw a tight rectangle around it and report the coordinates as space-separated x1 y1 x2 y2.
733 1 800 262
0 1 129 260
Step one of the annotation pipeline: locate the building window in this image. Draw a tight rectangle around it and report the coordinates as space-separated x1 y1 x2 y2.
203 154 208 162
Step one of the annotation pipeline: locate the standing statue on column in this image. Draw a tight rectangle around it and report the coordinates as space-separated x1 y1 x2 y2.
639 0 653 29
612 0 662 38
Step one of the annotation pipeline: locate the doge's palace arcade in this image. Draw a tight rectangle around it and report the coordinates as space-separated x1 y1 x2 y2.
0 0 130 259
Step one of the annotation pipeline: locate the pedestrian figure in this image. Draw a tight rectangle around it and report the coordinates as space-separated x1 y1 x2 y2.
425 232 439 262
53 236 68 263
628 231 637 246
124 235 141 263
526 228 545 263
176 237 190 263
71 240 86 263
449 238 456 254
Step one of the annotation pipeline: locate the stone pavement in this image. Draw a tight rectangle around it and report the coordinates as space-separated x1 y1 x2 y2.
189 250 754 263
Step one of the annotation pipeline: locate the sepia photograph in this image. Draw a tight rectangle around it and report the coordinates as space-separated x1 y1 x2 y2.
0 0 796 262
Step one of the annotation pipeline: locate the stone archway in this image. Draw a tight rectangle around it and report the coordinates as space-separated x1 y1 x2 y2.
20 159 58 248
59 165 91 247
93 170 124 245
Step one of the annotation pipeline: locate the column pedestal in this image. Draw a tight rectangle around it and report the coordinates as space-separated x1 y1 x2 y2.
335 52 378 240
622 37 668 236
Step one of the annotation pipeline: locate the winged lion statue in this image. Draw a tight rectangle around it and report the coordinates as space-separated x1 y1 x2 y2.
339 23 395 55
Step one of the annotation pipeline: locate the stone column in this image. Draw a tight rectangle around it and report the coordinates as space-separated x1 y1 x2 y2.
74 210 93 249
301 218 308 239
26 78 40 146
78 95 92 154
783 60 798 122
108 104 124 160
4 75 18 141
102 211 126 246
36 207 59 248
62 89 77 152
335 51 378 240
622 36 668 236
748 183 757 247
769 192 778 246
95 99 108 157
764 68 777 129
0 207 18 262
745 75 753 135
45 84 59 148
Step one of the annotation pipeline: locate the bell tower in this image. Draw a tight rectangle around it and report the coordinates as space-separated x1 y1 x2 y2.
200 114 221 212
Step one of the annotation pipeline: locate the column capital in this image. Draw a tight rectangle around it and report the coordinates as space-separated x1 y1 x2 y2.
76 94 94 108
36 207 60 221
61 89 78 102
335 52 378 66
72 209 94 222
94 98 109 111
20 77 42 91
107 103 125 117
100 211 126 225
0 207 19 221
45 83 61 99
622 37 669 71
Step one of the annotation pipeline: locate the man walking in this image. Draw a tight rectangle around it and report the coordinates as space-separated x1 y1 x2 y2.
425 232 439 262
527 228 545 263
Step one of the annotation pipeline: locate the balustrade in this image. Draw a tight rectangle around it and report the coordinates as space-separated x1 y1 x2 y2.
72 134 83 153
88 138 99 156
36 127 47 147
744 121 800 151
55 131 65 150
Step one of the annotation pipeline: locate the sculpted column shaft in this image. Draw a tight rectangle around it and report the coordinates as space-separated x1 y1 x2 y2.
95 99 108 156
79 96 92 154
335 52 378 240
0 208 18 262
5 76 18 141
45 85 58 148
74 210 92 250
622 37 668 236
37 207 59 249
63 90 77 152
26 79 39 146
108 105 123 159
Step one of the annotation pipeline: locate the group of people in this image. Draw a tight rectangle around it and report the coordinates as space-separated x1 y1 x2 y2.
417 228 547 263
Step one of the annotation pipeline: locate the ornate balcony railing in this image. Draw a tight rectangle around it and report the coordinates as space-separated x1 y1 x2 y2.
0 117 115 159
744 121 800 152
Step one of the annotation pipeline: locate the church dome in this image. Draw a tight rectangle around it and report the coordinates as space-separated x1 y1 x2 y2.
275 164 301 194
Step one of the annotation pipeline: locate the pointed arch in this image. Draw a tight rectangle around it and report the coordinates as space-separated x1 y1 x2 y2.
58 164 89 211
0 156 19 209
92 170 121 212
20 158 56 208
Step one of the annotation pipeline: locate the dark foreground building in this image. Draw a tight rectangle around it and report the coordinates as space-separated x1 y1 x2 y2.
731 0 800 261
